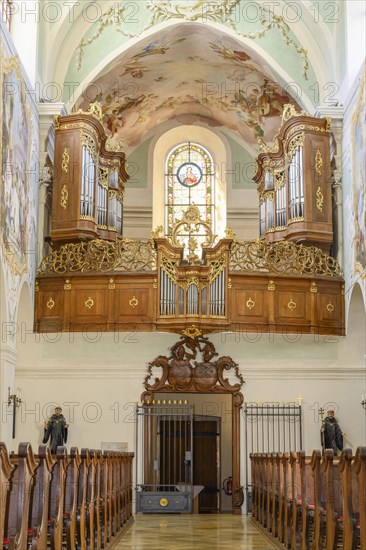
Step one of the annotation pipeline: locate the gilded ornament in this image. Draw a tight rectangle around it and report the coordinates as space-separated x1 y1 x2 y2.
310 282 318 293
46 298 55 310
38 239 157 275
77 101 103 123
225 227 237 242
129 296 139 309
246 297 255 310
80 131 98 161
208 257 225 284
182 325 202 339
281 104 308 126
326 302 335 313
268 280 275 291
316 186 324 212
61 148 70 173
35 281 39 292
287 133 305 159
108 278 115 290
274 170 285 190
159 497 168 507
258 136 280 154
288 216 304 223
151 225 164 240
228 278 232 289
288 299 297 311
229 240 342 278
60 184 68 209
64 279 71 291
315 149 323 176
85 297 94 309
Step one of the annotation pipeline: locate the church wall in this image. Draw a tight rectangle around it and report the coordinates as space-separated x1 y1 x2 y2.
12 313 366 459
0 21 39 443
342 62 366 314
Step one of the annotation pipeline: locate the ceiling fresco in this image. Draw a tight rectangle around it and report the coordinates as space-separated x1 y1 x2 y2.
76 25 300 153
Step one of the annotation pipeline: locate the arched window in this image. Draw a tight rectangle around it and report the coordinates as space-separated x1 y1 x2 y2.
165 142 215 250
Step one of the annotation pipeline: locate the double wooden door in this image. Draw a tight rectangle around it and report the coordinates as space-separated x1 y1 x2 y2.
160 416 220 512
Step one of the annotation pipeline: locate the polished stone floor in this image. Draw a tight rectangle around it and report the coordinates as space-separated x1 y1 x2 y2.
114 514 278 549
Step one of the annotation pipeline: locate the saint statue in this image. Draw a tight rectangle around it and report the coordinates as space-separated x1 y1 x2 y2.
321 409 343 455
43 406 69 453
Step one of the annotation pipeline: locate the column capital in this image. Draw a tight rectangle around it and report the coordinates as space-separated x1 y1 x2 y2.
38 102 68 160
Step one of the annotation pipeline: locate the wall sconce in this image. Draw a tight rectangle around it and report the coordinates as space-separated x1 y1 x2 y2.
362 394 366 410
8 387 22 439
8 387 22 407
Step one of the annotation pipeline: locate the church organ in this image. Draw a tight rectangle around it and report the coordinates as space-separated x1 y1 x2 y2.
35 105 344 336
51 104 128 244
255 105 333 251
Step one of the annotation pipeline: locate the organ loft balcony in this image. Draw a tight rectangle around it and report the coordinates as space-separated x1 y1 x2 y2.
35 105 344 336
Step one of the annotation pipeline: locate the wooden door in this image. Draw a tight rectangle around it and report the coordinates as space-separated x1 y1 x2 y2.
193 417 220 513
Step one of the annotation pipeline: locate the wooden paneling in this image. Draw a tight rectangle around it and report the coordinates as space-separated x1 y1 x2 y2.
35 273 345 336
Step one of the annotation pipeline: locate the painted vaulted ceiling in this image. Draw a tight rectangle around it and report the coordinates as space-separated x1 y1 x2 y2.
76 24 300 152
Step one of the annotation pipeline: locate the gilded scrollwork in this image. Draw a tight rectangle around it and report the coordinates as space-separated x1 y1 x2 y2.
60 185 69 209
80 131 98 161
61 148 70 173
316 186 324 212
287 133 305 159
37 238 157 275
77 101 103 123
208 257 225 284
274 170 285 190
229 240 342 278
315 149 323 176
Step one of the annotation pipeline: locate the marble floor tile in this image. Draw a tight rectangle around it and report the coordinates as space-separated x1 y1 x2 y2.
114 514 278 549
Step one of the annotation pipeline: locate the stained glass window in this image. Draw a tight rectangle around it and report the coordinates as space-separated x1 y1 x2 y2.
165 142 215 254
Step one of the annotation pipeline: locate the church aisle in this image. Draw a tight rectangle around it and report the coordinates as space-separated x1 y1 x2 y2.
113 514 278 549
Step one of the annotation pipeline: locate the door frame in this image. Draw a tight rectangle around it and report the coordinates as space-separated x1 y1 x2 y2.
140 333 244 514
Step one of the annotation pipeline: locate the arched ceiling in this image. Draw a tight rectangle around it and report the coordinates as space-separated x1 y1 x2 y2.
76 24 300 153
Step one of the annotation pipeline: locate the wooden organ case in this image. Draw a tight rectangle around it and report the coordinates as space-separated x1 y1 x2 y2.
254 105 333 251
51 104 128 244
35 105 345 336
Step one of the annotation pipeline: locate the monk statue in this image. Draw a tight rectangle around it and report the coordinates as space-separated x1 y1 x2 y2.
321 409 343 455
43 406 69 453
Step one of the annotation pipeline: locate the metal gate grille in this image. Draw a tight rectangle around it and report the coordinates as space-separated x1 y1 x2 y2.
135 403 194 513
243 402 303 514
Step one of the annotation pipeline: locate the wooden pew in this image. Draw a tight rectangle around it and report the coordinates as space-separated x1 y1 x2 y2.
0 444 134 550
64 447 81 550
249 454 256 520
257 454 264 525
0 443 14 550
271 453 281 538
290 450 301 550
94 450 102 550
339 448 359 550
3 442 37 550
352 447 366 550
86 449 97 550
311 449 325 550
127 453 134 521
299 451 315 550
77 449 90 550
29 444 54 550
100 451 112 547
49 446 68 550
281 452 291 549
